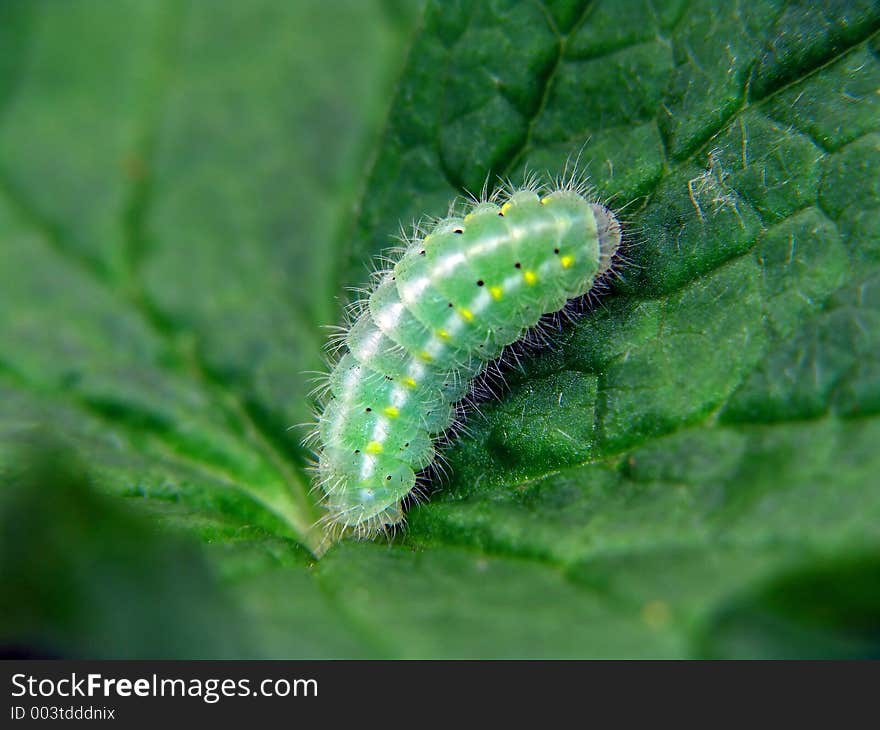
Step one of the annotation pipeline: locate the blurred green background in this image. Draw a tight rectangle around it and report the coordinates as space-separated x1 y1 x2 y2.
1 0 879 658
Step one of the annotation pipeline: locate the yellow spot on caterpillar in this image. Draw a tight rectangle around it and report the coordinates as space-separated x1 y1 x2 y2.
540 197 549 205
463 212 476 222
403 377 418 388
501 202 512 215
437 329 451 340
458 307 474 322
423 234 433 245
489 286 503 300
418 350 434 363
523 270 538 285
560 255 574 269
365 441 384 455
383 406 400 418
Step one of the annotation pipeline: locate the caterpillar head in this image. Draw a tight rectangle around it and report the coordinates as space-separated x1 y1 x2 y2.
590 203 621 275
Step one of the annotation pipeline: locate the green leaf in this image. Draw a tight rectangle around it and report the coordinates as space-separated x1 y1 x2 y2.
2 0 879 658
0 442 249 658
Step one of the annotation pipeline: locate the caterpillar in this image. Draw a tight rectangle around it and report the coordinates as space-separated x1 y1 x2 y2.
310 174 621 541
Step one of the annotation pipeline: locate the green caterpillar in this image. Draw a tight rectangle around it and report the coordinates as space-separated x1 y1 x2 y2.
312 178 621 540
